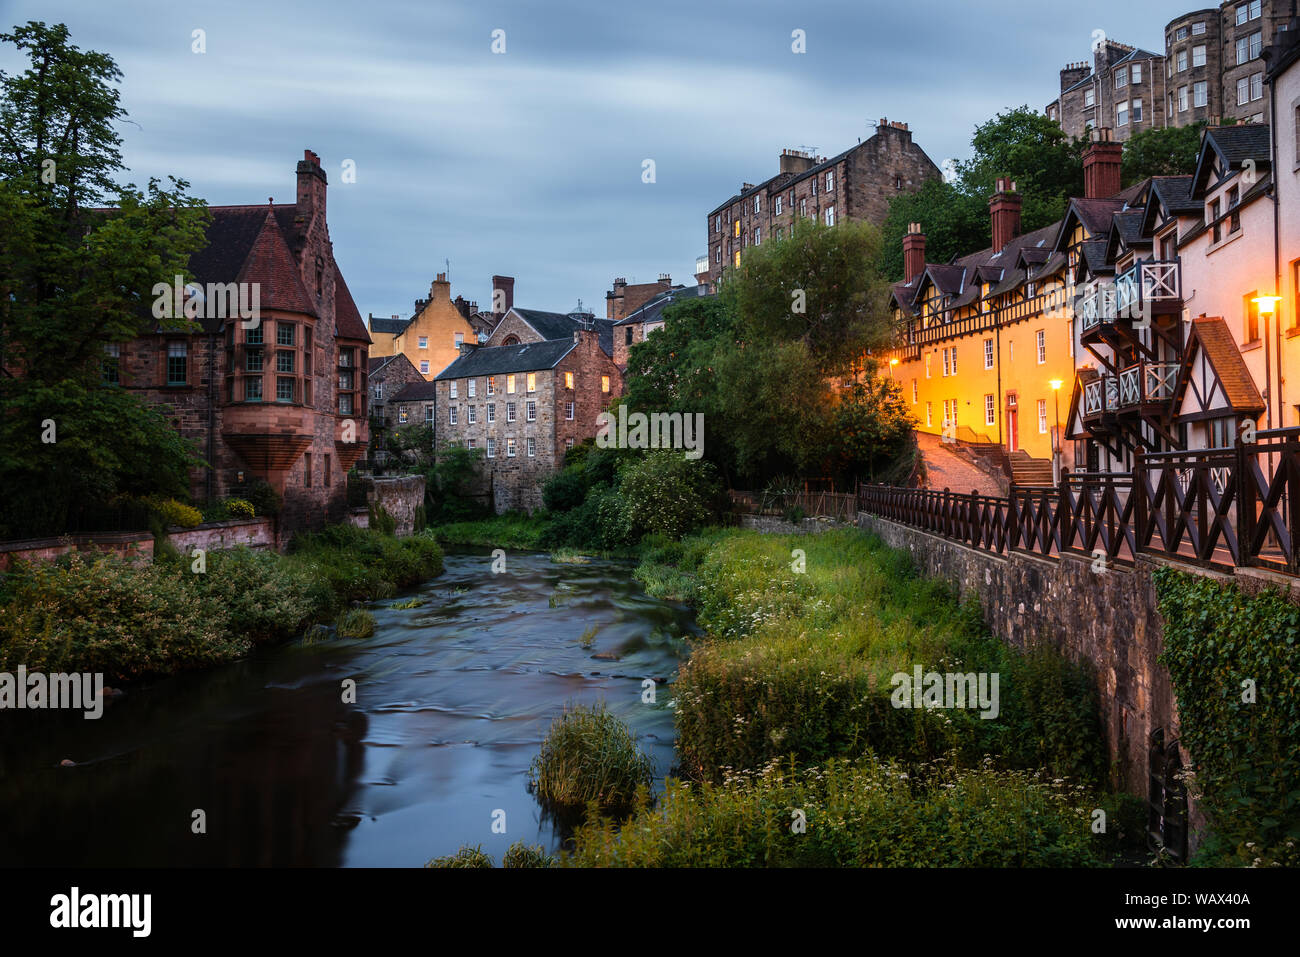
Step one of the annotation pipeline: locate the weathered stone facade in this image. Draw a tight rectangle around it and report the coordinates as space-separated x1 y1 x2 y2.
701 120 941 292
1047 40 1167 144
364 475 427 536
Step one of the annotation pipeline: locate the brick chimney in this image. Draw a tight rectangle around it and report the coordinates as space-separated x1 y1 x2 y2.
295 149 327 225
430 272 451 301
989 178 1022 253
779 148 816 175
1083 127 1124 199
492 275 514 315
903 223 927 283
606 277 627 320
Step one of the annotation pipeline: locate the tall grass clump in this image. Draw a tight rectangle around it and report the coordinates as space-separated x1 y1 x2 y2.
424 845 494 868
286 524 443 610
530 703 654 821
565 756 1121 868
427 512 548 550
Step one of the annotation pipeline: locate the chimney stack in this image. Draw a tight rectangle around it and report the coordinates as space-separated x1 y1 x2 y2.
492 275 515 315
989 178 1023 253
430 273 450 301
1083 127 1124 199
295 149 327 226
903 223 927 283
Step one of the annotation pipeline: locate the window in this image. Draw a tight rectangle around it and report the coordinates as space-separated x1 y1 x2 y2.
811 178 817 196
1192 21 1206 35
1194 81 1207 107
1038 399 1048 434
467 439 476 450
912 379 918 404
420 361 429 374
1117 101 1129 127
753 195 761 213
104 343 120 383
454 332 463 347
1192 45 1206 68
526 372 536 393
625 326 633 345
942 349 951 377
424 405 433 423
507 375 516 394
506 402 516 422
799 198 807 217
487 376 495 396
565 371 574 389
1179 86 1189 112
1084 89 1095 107
826 172 834 192
486 438 495 458
1036 329 1046 364
734 220 740 238
418 336 428 349
526 400 536 422
1293 260 1300 331
468 378 476 398
1228 185 1241 234
487 403 495 423
166 341 187 385
1250 72 1263 102
565 401 575 420
601 375 610 393
1211 197 1223 243
824 206 835 226
277 323 295 346
276 350 294 373
1115 66 1128 88
339 393 353 415
324 454 331 487
304 452 311 487
1237 2 1250 25
468 406 477 424
1176 49 1188 72
754 227 760 245
925 352 932 378
527 437 536 457
1238 77 1250 106
1244 291 1261 342
246 324 263 346
245 376 262 402
1009 341 1014 362
339 369 354 392
734 250 741 268
985 394 996 427
775 196 782 215
1132 63 1142 84
1132 99 1143 124
506 437 516 458
449 406 457 425
942 399 951 427
277 377 294 402
984 338 994 369
398 407 409 425
450 381 458 399
303 326 312 375
926 402 933 427
1175 26 1188 41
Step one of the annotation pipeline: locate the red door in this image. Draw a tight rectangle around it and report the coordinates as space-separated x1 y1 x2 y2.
1007 406 1019 452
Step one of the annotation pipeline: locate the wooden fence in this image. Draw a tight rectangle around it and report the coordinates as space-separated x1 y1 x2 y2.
857 426 1300 575
731 488 859 522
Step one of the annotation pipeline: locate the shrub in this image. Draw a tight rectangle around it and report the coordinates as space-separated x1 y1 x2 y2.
189 547 321 643
529 703 654 821
502 842 555 868
224 498 255 519
286 525 444 608
368 503 397 537
564 756 1109 868
335 608 375 639
542 468 587 513
428 513 547 550
151 498 202 529
424 845 494 868
233 478 282 517
618 451 722 541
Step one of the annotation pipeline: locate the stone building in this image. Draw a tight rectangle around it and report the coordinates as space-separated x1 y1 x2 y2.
108 149 371 537
606 275 680 320
699 119 941 292
612 284 711 373
434 327 621 512
367 352 423 465
1048 3 1296 140
1046 40 1168 143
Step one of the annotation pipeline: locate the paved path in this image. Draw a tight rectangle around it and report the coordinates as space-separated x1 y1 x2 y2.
916 433 1005 497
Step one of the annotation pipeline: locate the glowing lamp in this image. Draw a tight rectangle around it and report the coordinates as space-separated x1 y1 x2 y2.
1049 379 1064 391
1253 295 1282 316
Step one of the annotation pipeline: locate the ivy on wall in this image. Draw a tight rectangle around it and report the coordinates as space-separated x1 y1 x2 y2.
1154 567 1300 866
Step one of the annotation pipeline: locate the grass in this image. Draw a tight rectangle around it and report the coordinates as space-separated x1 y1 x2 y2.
579 624 598 648
529 702 655 822
426 513 549 550
550 548 591 564
335 608 376 639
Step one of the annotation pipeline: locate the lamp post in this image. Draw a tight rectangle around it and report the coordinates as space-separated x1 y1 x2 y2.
1050 378 1064 486
889 357 899 380
1254 296 1282 429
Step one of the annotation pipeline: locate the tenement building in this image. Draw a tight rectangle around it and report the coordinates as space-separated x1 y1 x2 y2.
1047 40 1168 142
108 149 371 536
699 119 941 292
367 272 480 379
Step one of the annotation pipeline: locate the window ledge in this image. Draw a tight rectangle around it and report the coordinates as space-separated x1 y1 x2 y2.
1287 325 1300 340
1241 339 1263 352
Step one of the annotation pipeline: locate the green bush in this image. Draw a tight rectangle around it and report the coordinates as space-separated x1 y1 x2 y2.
188 547 321 643
287 524 444 609
151 497 202 529
368 503 397 537
619 451 722 541
502 841 555 868
335 608 375 639
529 703 654 821
564 756 1109 868
542 468 587 513
0 553 243 682
428 513 548 550
424 845 494 868
232 478 282 517
1154 568 1300 866
224 498 256 519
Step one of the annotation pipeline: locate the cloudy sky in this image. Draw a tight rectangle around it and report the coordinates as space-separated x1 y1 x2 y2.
2 0 1181 321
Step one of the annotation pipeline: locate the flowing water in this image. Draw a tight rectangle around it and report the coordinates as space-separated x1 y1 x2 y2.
0 549 696 866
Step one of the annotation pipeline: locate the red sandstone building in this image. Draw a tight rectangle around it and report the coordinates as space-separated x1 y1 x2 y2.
113 150 371 534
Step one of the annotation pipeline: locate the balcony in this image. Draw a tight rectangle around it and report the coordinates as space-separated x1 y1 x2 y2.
1117 361 1178 408
1078 261 1182 344
1082 375 1119 421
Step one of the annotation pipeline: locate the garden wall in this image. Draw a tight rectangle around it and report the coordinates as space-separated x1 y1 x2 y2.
364 476 426 536
0 518 273 570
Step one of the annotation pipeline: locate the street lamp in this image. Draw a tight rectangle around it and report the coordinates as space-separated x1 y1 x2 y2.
1050 379 1064 485
1253 296 1283 428
889 357 899 380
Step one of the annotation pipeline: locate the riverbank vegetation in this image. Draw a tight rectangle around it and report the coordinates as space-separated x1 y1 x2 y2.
0 525 443 683
529 702 655 821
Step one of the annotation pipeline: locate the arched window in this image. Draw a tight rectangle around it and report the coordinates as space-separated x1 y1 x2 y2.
501 335 520 347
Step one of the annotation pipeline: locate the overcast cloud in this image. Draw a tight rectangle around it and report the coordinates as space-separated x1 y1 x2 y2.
1 0 1183 320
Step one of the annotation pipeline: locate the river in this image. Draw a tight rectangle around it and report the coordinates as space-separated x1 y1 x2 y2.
0 549 696 866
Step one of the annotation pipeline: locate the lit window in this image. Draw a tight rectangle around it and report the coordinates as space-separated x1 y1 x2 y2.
1038 399 1048 434
601 375 610 393
507 437 516 457
1036 329 1046 364
507 375 516 394
565 371 574 389
526 373 536 393
487 376 495 396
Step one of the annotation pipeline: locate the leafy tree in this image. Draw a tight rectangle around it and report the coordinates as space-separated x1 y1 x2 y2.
880 106 1086 280
1122 122 1205 184
829 378 916 484
0 22 210 537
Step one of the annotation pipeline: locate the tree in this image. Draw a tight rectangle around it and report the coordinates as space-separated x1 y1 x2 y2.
880 106 1086 280
0 21 210 537
829 378 916 484
1122 122 1206 184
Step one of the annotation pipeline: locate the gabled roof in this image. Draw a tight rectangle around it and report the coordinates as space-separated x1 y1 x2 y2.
613 284 711 326
1172 316 1265 416
435 339 577 380
368 353 406 376
391 380 438 402
225 206 317 326
1105 208 1151 261
333 265 371 343
1192 124 1272 195
369 315 408 336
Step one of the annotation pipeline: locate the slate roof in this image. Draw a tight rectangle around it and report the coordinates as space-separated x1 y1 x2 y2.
1149 175 1199 214
369 315 408 335
434 339 576 380
1176 317 1265 414
613 284 711 326
368 354 402 375
391 380 438 402
1204 124 1273 166
508 308 616 357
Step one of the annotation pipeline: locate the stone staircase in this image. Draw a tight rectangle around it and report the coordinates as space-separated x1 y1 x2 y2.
1008 450 1054 487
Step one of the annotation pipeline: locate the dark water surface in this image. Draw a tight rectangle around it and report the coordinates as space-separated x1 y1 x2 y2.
0 550 695 866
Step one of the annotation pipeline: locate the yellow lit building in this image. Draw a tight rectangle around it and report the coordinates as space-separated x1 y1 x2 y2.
368 272 477 380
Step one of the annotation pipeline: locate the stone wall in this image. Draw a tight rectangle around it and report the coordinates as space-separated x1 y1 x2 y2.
0 517 273 570
365 476 426 536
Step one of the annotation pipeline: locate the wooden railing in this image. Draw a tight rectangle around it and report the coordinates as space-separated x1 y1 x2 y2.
858 427 1300 574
